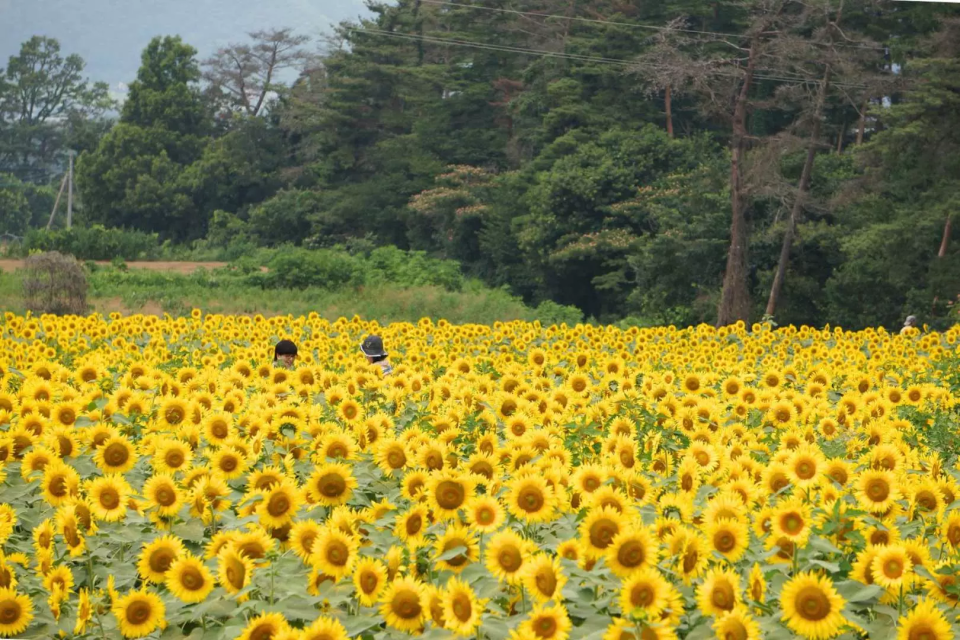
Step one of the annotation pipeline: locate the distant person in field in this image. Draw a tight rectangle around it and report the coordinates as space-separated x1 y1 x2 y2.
900 315 919 335
361 334 393 376
274 340 298 369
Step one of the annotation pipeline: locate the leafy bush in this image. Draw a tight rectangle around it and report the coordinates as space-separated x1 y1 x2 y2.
532 299 583 326
22 251 88 315
256 249 363 290
19 226 161 261
364 246 464 291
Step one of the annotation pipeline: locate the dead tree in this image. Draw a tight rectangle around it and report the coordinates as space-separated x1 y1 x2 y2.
203 28 313 117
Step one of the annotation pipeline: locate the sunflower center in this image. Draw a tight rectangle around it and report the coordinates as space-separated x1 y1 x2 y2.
328 444 347 458
267 493 290 517
150 549 176 573
436 481 465 510
883 559 904 578
452 593 472 621
589 518 619 549
711 581 735 611
722 619 749 640
210 422 228 439
0 599 21 624
498 546 522 572
782 513 804 535
405 513 423 536
519 487 545 512
165 451 185 467
682 547 700 573
104 443 129 466
393 590 422 619
219 456 238 472
443 540 469 567
126 600 151 624
866 479 890 502
948 525 960 546
916 491 937 511
318 473 346 497
534 567 557 596
155 486 176 506
715 531 735 553
225 560 246 588
49 475 68 497
534 615 557 638
796 586 831 621
181 567 203 590
386 448 406 469
100 488 119 509
476 507 494 525
326 540 349 567
795 460 815 479
362 573 379 593
617 540 646 568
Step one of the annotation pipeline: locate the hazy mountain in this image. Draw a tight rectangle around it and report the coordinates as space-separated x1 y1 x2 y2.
0 0 371 98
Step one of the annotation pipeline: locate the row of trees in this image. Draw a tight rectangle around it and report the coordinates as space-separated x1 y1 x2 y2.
2 1 959 328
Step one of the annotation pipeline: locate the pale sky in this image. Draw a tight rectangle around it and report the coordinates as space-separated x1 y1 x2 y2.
0 0 371 96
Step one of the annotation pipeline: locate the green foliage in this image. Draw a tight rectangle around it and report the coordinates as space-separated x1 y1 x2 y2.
17 225 161 260
77 37 210 241
0 36 114 183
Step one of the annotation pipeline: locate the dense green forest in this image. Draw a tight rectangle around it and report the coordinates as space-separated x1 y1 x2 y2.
2 0 959 329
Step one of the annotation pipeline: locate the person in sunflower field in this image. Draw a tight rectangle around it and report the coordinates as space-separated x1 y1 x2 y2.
273 339 298 369
361 334 393 376
900 315 918 336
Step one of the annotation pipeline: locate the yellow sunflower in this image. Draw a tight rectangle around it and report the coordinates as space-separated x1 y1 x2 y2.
380 577 427 633
112 589 165 639
353 557 388 606
696 568 742 617
780 572 847 639
218 545 254 595
165 555 215 603
896 598 952 640
605 525 658 577
442 577 485 637
300 616 350 640
485 529 535 584
0 587 33 638
306 462 357 506
86 474 132 522
309 527 358 581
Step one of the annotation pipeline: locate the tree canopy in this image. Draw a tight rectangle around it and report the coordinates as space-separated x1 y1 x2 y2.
4 1 960 329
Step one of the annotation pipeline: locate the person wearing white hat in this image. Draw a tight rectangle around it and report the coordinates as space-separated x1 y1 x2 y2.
900 315 918 335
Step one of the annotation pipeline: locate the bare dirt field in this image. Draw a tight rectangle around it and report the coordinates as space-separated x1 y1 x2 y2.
0 260 228 274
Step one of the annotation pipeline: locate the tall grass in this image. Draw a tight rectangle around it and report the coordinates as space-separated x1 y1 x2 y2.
0 267 575 325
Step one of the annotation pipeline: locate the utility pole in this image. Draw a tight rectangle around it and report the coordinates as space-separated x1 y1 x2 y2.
66 150 74 229
47 173 69 230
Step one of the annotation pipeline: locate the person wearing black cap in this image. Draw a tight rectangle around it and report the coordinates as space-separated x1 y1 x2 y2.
361 334 393 376
274 340 298 369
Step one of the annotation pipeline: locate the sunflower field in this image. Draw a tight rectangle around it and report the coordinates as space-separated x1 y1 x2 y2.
1 312 960 640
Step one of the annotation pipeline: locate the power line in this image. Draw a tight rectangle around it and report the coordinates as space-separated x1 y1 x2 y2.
349 28 869 89
416 0 887 51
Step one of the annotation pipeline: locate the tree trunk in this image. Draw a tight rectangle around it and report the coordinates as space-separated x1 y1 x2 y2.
717 42 757 327
939 214 952 258
836 119 845 153
665 84 674 138
766 65 831 318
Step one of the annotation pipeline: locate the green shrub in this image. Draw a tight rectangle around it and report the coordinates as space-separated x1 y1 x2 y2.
20 226 161 261
256 249 363 290
532 300 584 326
